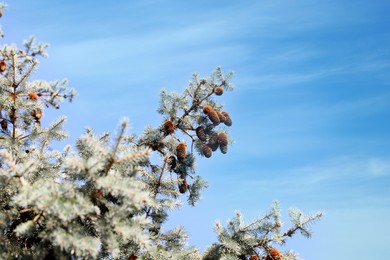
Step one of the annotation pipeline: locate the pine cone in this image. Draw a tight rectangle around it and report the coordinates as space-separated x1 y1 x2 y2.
217 111 226 123
196 126 207 141
203 105 213 115
218 132 228 154
221 111 232 126
249 256 259 260
220 144 228 154
176 143 186 162
266 249 282 260
163 120 175 135
201 144 212 158
28 93 39 101
208 132 219 146
178 178 188 193
128 255 138 260
1 119 7 131
218 132 228 146
208 132 219 151
0 60 6 72
208 110 220 126
214 86 224 96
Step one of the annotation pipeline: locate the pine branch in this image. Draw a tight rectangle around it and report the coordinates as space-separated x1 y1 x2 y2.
145 157 168 219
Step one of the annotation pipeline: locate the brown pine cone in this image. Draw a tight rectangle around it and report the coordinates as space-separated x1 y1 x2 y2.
178 178 188 193
0 60 6 72
28 93 39 101
218 132 228 154
208 132 219 146
176 143 186 161
221 111 232 126
201 144 212 158
218 132 228 146
220 144 228 154
203 105 213 115
196 126 207 141
214 86 224 96
208 110 220 126
266 248 282 260
208 132 219 151
217 111 226 123
163 120 175 135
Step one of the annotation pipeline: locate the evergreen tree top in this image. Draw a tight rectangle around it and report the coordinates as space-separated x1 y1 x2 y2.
0 4 323 259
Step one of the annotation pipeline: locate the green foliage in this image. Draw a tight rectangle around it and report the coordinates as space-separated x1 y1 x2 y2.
203 201 324 259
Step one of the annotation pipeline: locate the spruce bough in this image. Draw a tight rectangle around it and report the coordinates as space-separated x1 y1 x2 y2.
0 5 323 259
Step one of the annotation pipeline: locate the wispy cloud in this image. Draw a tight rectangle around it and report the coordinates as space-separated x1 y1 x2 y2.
47 21 245 80
238 70 333 89
239 57 390 90
292 156 390 179
239 156 390 194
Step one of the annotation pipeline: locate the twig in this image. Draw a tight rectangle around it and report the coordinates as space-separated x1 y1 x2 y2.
145 157 168 219
19 208 34 213
104 123 126 175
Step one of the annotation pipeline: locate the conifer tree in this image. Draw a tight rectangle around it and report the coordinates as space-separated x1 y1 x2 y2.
0 4 323 259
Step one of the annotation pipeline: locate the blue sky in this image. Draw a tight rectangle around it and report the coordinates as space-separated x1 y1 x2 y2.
3 1 390 259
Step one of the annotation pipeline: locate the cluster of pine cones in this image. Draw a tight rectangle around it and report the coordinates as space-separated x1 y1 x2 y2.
160 85 233 194
197 86 232 158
